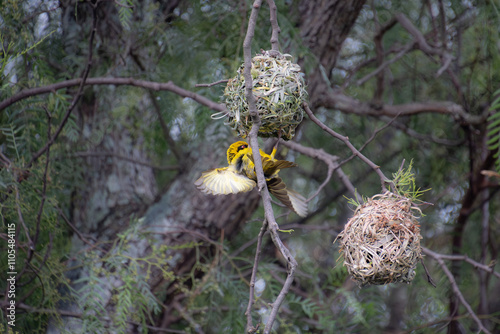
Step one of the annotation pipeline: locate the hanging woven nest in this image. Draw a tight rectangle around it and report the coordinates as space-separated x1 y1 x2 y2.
336 192 423 286
216 51 307 141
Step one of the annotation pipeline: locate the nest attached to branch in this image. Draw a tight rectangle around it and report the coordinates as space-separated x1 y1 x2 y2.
336 192 423 286
215 51 307 141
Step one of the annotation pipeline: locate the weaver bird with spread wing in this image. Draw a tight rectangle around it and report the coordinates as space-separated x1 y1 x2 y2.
195 141 307 217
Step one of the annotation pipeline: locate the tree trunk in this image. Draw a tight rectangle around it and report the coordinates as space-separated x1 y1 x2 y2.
298 0 366 105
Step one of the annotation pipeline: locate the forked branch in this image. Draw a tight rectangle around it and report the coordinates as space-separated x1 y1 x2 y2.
242 1 297 333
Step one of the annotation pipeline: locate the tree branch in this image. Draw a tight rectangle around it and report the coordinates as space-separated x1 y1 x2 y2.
266 0 280 52
320 88 488 125
0 77 226 113
394 13 453 76
303 103 392 192
280 140 362 202
422 247 500 280
242 2 297 333
422 247 494 334
245 220 267 333
27 108 52 263
2 79 487 127
27 0 99 168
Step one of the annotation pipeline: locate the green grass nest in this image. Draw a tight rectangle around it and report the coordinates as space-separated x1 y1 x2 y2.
336 192 423 286
217 51 307 141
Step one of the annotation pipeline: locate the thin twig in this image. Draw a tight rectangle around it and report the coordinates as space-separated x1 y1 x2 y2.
0 151 12 166
422 247 493 334
420 258 437 287
422 247 500 279
394 13 453 77
54 204 102 250
28 108 52 263
266 0 280 52
303 102 393 192
340 112 402 169
16 234 50 301
194 79 229 87
14 185 34 250
242 2 297 333
148 91 185 168
380 115 464 146
264 227 297 334
244 0 265 189
172 300 205 333
27 1 100 168
280 140 360 202
356 42 414 86
245 220 268 333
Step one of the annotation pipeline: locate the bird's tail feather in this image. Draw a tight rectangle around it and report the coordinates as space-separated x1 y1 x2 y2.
267 177 308 217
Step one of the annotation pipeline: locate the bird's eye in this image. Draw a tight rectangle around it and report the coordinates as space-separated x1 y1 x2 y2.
238 145 247 151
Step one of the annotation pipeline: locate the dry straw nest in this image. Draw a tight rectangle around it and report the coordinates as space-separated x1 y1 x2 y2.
217 51 307 141
336 192 423 286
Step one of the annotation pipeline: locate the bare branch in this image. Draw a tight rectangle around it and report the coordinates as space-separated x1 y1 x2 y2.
173 301 205 334
14 185 34 251
194 79 229 87
422 247 494 334
266 0 280 52
394 13 453 76
0 77 226 113
320 88 488 125
28 108 52 263
244 0 266 191
2 78 486 129
242 2 297 333
356 42 413 86
380 115 464 146
280 140 361 202
148 91 185 168
242 1 273 332
27 1 100 168
422 247 500 280
303 102 392 192
245 220 268 333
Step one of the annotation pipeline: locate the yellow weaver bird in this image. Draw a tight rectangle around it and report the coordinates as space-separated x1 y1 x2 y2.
195 141 308 217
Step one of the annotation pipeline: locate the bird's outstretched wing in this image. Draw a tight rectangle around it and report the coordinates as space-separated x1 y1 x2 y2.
195 167 256 195
266 177 308 217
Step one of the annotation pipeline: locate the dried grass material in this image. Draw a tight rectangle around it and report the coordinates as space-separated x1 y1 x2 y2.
337 192 423 286
217 51 307 141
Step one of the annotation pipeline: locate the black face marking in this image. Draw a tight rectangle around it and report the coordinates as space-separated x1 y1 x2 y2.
237 144 248 152
236 155 244 171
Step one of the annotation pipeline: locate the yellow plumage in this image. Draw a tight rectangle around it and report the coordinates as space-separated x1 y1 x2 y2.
195 141 308 217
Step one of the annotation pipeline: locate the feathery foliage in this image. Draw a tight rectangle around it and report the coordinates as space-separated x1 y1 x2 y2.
487 90 500 172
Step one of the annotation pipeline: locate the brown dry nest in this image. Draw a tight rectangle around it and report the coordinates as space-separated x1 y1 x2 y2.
214 51 307 141
336 192 423 286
